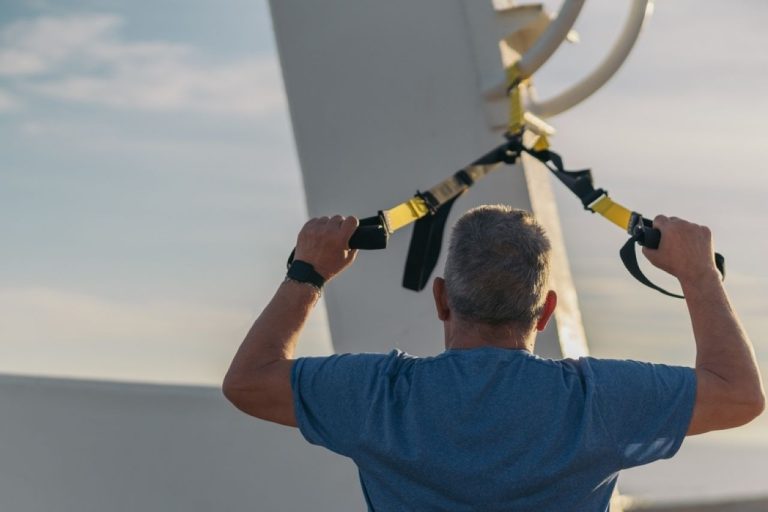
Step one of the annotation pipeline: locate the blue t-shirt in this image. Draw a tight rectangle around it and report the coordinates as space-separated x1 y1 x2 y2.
291 347 696 511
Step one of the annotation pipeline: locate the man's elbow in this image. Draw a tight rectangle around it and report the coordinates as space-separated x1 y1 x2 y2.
730 385 765 427
222 371 291 425
703 366 765 426
222 371 255 409
747 387 766 420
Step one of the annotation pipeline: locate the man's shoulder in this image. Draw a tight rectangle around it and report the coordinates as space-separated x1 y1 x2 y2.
576 356 695 372
570 357 695 391
294 349 414 378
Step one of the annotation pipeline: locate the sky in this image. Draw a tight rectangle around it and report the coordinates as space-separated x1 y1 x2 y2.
1 0 767 443
0 0 338 386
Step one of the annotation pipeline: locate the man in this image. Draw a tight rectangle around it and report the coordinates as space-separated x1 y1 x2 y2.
223 205 764 511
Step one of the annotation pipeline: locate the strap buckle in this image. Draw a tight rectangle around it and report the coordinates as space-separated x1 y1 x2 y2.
582 188 608 211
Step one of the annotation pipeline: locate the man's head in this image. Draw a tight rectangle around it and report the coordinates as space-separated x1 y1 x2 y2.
433 205 556 348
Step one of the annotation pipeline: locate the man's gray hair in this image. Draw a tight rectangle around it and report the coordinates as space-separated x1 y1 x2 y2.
444 205 551 329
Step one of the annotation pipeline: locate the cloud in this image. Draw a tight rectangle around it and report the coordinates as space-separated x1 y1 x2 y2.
0 14 284 116
0 14 121 75
33 57 283 115
0 88 21 111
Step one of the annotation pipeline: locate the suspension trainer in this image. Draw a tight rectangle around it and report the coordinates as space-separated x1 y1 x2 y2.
288 64 725 298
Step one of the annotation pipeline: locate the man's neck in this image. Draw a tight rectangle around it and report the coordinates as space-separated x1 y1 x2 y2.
443 320 534 352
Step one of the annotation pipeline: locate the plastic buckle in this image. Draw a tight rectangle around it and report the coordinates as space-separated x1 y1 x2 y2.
454 169 474 187
415 191 441 215
583 189 608 211
627 212 644 236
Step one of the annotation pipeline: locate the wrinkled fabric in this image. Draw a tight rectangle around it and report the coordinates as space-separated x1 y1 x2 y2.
292 347 695 511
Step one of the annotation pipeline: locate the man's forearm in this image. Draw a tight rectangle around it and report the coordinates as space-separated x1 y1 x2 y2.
681 270 764 402
227 280 320 375
227 213 356 372
223 215 357 424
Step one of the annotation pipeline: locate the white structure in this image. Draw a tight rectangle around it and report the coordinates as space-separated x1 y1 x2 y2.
0 374 361 512
268 0 625 360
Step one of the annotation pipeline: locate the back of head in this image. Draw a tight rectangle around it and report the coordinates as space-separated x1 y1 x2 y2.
444 205 551 333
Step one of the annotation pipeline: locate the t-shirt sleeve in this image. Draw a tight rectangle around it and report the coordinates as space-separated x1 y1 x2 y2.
586 358 696 469
291 351 393 457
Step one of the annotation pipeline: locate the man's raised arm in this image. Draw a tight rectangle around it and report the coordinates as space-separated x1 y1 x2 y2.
222 215 358 426
643 216 765 435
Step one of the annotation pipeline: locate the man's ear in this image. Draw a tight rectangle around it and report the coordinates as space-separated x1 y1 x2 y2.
433 277 450 321
535 290 557 332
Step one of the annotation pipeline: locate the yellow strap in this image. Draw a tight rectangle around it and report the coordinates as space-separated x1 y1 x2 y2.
531 134 550 151
505 64 524 135
505 63 521 90
589 195 633 230
382 197 430 232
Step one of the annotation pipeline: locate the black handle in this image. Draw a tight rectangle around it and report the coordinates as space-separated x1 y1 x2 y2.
633 222 726 279
635 224 661 250
349 224 389 250
286 220 390 268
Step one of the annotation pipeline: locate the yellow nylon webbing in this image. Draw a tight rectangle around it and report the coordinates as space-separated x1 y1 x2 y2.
589 195 633 230
531 134 550 152
505 64 524 135
382 197 430 232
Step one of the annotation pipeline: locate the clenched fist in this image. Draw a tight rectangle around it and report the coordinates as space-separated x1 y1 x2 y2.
293 215 359 281
642 215 718 284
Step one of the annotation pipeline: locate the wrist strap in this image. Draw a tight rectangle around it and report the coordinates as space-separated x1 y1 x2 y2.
286 260 326 289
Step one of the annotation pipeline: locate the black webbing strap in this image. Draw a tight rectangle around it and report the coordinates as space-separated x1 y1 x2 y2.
620 229 685 299
402 196 460 290
506 136 604 209
517 140 727 298
401 140 520 290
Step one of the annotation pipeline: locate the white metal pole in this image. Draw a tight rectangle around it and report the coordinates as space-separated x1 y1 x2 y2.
517 0 586 78
528 0 653 118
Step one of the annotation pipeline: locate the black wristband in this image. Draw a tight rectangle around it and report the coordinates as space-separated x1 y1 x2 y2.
286 260 326 289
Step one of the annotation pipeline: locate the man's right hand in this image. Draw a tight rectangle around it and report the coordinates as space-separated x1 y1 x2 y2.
641 215 718 284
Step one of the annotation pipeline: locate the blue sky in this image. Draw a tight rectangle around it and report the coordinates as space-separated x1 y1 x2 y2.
1 0 766 414
0 0 336 384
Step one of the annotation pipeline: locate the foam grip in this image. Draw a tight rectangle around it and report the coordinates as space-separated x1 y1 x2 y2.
286 225 389 268
349 225 389 250
714 252 726 278
637 225 726 280
639 226 661 249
